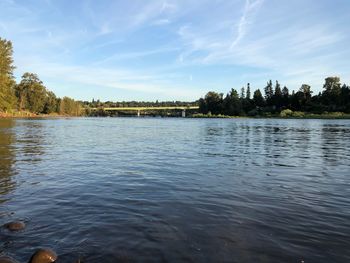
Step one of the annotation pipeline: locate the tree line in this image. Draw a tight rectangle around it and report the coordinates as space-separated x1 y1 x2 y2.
82 99 197 109
0 37 81 116
199 78 350 117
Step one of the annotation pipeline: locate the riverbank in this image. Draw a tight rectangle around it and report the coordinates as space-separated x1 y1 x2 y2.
2 111 350 119
191 112 350 119
0 111 71 118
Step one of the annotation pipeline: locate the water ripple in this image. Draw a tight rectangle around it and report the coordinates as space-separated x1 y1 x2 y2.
0 118 350 263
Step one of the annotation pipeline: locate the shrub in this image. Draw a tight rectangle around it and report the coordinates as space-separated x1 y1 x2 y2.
280 109 293 117
292 111 305 117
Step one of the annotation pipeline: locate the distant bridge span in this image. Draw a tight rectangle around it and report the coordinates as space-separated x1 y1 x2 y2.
92 106 199 117
103 106 199 111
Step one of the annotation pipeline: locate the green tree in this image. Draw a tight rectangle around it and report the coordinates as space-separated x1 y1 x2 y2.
246 83 251 100
282 86 289 107
199 91 223 115
323 77 341 93
340 84 350 112
224 88 242 116
59 96 82 116
300 84 312 102
264 80 274 105
198 98 207 113
322 76 342 108
253 89 264 107
242 83 253 113
274 81 283 109
0 38 16 111
44 91 58 114
240 87 245 99
16 73 47 113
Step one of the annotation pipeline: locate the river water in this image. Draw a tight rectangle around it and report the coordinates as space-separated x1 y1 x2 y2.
0 118 349 263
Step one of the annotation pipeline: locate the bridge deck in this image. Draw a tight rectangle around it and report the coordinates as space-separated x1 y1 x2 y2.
100 106 199 111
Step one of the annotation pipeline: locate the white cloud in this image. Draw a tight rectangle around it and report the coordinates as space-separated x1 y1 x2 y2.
152 19 171 26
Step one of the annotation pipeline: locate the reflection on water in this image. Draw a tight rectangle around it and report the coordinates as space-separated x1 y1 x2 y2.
0 119 16 201
0 118 350 263
16 121 45 164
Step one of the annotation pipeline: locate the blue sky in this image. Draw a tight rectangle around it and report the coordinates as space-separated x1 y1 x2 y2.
0 0 349 101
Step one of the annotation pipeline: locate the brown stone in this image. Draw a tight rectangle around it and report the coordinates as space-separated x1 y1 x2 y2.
0 256 19 263
4 221 25 231
29 249 57 263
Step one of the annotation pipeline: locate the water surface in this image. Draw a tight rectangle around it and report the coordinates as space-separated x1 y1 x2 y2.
0 118 349 263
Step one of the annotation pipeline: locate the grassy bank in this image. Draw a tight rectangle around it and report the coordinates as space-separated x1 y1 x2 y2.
191 113 244 118
0 111 71 118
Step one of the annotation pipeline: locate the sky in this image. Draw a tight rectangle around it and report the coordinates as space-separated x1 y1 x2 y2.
0 0 349 101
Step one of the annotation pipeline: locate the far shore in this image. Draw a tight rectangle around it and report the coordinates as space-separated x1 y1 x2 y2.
191 112 350 119
0 111 74 119
2 111 350 120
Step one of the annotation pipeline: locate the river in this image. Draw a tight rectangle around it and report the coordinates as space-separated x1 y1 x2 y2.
0 118 349 263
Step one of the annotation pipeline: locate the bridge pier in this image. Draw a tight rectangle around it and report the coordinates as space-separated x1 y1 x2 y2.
182 109 186 118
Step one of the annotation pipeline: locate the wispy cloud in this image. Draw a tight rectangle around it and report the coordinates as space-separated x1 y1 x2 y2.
230 0 264 49
176 0 265 64
94 47 180 65
174 0 349 90
151 19 171 26
1 0 350 100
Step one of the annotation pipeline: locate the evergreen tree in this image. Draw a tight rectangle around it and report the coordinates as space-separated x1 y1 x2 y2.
264 80 274 106
246 83 251 100
224 89 242 116
240 87 245 99
274 81 283 109
282 86 289 97
282 86 289 108
242 83 253 113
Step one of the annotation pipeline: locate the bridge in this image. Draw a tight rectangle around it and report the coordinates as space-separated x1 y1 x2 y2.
92 106 199 117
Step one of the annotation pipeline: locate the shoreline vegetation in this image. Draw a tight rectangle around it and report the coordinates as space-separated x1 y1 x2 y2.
0 110 66 118
2 111 350 120
192 111 350 119
1 37 350 120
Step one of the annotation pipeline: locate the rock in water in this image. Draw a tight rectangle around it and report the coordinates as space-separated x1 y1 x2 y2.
29 249 57 263
0 256 19 263
4 221 26 231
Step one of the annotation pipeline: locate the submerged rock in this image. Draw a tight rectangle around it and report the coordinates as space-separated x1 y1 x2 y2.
0 256 19 263
3 221 26 231
29 249 57 263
